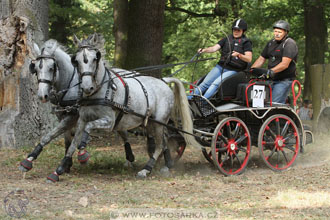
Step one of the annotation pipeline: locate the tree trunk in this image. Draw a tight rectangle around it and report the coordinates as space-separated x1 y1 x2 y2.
125 0 166 78
310 64 330 132
113 0 128 68
0 0 55 148
303 0 327 100
49 0 75 45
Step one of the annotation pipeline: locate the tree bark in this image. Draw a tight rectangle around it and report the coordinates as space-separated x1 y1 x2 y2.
310 64 330 132
0 0 56 148
113 0 128 68
303 0 327 100
125 0 166 78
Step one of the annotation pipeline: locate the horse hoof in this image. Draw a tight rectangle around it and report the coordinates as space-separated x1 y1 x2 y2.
47 172 59 183
78 150 90 164
18 165 29 172
160 166 171 177
64 167 71 173
19 159 32 172
124 160 134 168
136 169 150 179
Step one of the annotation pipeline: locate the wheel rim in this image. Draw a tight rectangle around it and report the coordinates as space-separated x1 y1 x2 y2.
258 114 300 171
173 143 186 161
212 117 251 175
168 137 186 162
202 148 214 164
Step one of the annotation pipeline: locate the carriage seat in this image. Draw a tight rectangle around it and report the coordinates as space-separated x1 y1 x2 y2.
211 71 249 101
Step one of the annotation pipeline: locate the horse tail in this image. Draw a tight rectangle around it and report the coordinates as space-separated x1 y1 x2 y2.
163 77 203 149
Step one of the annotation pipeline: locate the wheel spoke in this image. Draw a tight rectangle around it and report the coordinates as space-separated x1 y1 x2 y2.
281 150 289 164
276 119 281 135
225 123 232 139
281 121 290 137
221 152 230 163
237 147 247 152
234 153 242 167
266 126 277 139
218 133 228 144
284 145 296 152
266 145 276 160
236 134 247 145
233 123 240 140
216 147 227 153
230 154 234 169
276 150 280 166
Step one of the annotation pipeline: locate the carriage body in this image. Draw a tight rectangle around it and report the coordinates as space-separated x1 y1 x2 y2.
173 71 313 176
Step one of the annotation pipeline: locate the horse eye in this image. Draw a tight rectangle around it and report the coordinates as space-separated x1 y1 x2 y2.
49 67 53 71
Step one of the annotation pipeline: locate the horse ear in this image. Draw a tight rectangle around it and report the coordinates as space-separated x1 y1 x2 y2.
29 62 36 74
50 41 57 55
88 33 98 45
33 43 40 55
73 35 81 46
71 55 78 67
96 51 101 61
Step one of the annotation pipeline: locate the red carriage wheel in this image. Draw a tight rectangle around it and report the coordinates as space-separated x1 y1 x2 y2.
167 136 186 162
258 114 300 171
202 148 214 165
211 117 251 175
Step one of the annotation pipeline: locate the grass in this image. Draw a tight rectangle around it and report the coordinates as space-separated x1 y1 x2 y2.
0 133 329 219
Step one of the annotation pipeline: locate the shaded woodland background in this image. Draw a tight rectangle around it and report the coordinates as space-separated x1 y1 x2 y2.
0 0 329 148
49 0 329 99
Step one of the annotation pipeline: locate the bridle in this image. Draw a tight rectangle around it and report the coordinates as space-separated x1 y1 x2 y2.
72 45 101 77
30 55 58 86
72 45 104 96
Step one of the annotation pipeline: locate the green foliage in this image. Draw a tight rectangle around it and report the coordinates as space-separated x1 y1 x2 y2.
48 0 330 83
49 0 115 59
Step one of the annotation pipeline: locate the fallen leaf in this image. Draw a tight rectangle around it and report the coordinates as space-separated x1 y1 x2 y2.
79 197 88 207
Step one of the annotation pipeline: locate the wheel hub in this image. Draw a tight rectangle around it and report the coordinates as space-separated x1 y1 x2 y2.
275 136 285 149
277 139 283 147
230 143 236 151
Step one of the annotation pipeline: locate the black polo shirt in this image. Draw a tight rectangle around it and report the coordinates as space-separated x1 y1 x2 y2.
261 37 298 80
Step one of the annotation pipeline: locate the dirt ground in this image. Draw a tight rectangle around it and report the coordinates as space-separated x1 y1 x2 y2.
0 132 329 220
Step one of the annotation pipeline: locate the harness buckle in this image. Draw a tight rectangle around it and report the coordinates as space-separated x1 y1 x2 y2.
143 108 151 127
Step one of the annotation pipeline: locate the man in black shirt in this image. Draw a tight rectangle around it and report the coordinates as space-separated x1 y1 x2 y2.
190 19 252 99
251 20 298 104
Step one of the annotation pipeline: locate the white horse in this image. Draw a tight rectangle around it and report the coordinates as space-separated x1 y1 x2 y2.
46 34 201 181
19 40 135 179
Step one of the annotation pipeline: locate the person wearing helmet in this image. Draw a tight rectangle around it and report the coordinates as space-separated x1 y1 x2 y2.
251 20 298 104
190 18 252 100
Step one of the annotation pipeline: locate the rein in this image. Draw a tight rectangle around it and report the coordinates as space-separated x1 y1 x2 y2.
108 56 216 80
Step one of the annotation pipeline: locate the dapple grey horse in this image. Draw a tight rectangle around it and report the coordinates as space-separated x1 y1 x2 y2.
46 34 201 182
19 39 135 177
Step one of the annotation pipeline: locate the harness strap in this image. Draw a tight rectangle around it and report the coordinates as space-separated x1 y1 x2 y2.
107 68 129 129
132 77 150 126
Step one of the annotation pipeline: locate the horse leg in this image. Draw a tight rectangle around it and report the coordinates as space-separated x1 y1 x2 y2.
76 117 114 165
63 130 75 173
117 130 135 167
137 124 168 178
77 130 91 165
147 135 156 158
161 127 174 171
19 115 78 172
47 118 86 183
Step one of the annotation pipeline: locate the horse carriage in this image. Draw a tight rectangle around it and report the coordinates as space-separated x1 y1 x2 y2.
20 35 313 182
168 70 313 176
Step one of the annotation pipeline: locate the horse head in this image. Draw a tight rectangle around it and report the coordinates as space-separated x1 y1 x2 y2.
30 40 58 103
72 34 103 96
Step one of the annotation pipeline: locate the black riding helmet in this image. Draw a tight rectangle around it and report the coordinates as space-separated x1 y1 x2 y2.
273 20 290 33
232 19 248 32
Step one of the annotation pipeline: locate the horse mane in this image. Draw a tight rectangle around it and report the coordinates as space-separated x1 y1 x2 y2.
41 39 68 55
78 33 106 58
